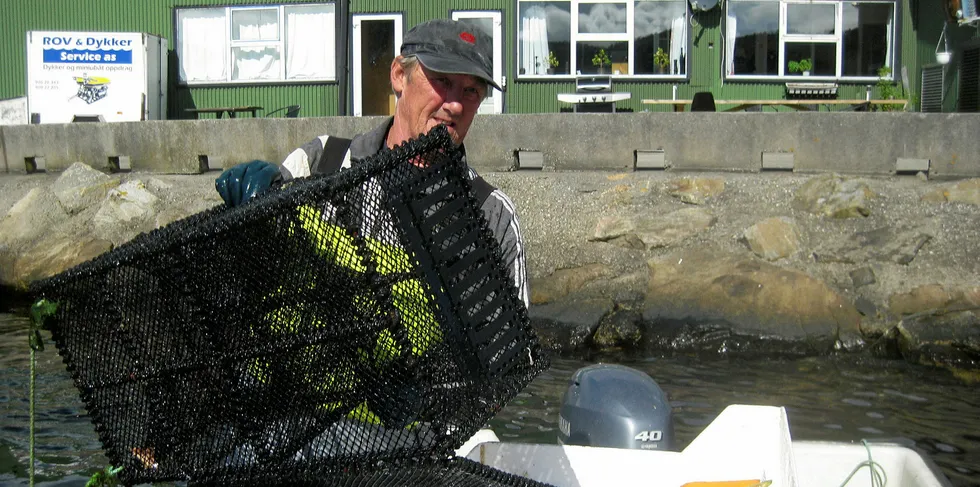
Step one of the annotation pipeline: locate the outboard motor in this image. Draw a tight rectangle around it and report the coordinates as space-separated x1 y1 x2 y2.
558 364 674 451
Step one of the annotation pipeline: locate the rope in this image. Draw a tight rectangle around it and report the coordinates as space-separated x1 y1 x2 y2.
837 439 888 487
28 299 58 487
29 345 36 487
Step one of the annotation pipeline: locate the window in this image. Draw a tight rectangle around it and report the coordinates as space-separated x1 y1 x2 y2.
518 0 688 78
725 0 896 80
177 3 336 84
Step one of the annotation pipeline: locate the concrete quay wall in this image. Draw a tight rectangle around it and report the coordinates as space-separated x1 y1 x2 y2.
1 113 977 178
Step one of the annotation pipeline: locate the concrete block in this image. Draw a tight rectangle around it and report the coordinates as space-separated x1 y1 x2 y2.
515 150 543 170
108 155 131 173
25 156 46 173
896 158 930 174
635 150 666 170
762 152 794 171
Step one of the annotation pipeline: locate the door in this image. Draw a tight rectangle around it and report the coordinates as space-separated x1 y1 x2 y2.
353 14 403 117
451 11 503 114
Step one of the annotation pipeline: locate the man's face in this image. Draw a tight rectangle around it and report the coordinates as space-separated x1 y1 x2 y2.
389 59 487 147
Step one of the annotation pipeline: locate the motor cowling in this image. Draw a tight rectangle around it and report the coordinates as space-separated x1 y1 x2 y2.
558 364 674 451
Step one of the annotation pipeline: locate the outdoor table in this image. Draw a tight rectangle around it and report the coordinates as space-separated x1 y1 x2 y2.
184 106 264 119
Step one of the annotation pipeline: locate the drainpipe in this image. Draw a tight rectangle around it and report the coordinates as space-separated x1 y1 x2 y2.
337 0 350 116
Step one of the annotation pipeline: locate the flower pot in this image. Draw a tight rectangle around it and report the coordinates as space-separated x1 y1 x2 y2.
936 51 952 65
803 71 811 76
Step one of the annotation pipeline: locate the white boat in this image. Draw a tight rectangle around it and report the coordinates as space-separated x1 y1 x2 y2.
456 404 952 487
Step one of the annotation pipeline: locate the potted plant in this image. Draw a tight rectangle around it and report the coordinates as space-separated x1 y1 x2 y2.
592 48 611 74
788 58 812 76
654 47 670 74
547 51 560 75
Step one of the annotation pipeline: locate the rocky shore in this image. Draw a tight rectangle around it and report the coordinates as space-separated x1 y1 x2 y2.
1 163 978 373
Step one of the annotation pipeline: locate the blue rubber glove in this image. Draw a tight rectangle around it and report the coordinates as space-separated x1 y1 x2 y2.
215 160 282 207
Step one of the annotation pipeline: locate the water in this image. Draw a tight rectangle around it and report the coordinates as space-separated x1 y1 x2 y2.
1 312 978 486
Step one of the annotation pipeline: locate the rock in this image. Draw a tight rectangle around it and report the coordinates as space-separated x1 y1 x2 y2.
591 216 635 241
921 178 980 206
530 263 615 304
529 298 615 355
3 232 112 287
668 177 725 205
813 226 932 265
850 267 876 288
92 180 161 246
888 284 980 317
793 173 875 218
897 308 980 369
51 162 120 214
633 208 715 250
743 217 800 261
642 250 862 351
0 188 69 248
592 309 643 350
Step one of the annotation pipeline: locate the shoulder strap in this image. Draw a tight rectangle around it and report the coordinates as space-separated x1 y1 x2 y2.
469 175 495 207
311 136 353 175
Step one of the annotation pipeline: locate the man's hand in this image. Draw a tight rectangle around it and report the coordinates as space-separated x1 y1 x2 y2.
215 160 282 207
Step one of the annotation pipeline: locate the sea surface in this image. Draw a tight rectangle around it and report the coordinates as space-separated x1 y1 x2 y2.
1 312 977 486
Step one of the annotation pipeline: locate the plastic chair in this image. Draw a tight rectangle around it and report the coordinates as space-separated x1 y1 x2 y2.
690 92 716 112
265 105 301 118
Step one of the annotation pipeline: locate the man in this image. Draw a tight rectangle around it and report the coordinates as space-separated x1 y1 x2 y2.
216 19 527 306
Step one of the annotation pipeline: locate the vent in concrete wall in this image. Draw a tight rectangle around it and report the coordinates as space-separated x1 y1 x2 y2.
761 152 794 171
109 156 131 173
198 155 216 173
514 150 543 170
25 156 46 173
635 150 667 170
895 158 930 175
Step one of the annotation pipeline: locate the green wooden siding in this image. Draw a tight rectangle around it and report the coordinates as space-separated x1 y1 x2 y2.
0 0 973 116
0 0 340 118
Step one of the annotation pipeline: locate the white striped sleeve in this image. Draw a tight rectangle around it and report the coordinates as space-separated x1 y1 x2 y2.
482 189 529 308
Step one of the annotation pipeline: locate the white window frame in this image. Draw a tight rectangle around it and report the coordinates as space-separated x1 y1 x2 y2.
176 3 336 85
517 0 688 80
726 0 896 82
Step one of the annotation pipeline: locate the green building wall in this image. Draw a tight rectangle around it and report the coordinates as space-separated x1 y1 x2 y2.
0 0 340 119
0 0 975 117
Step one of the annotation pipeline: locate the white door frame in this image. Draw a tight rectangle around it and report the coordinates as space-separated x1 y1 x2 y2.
352 13 403 117
451 10 503 114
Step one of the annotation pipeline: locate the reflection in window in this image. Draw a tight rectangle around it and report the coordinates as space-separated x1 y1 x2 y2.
635 0 687 75
786 4 836 35
726 0 895 79
842 3 893 76
578 40 628 74
728 1 778 75
784 43 836 76
519 2 571 75
518 0 687 77
579 3 628 33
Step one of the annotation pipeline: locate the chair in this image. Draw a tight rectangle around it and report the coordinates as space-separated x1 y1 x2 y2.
690 92 716 112
265 105 301 118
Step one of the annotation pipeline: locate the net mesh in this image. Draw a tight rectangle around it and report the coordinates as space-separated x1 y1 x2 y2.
30 126 550 486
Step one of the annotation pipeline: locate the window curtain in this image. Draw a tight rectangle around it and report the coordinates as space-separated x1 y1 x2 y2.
521 6 550 75
178 9 228 82
669 15 688 75
286 5 336 80
726 10 737 76
233 47 280 80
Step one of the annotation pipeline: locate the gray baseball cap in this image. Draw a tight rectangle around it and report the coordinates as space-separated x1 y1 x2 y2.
401 19 502 92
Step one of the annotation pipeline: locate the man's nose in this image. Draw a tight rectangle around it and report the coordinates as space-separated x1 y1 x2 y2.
442 98 463 117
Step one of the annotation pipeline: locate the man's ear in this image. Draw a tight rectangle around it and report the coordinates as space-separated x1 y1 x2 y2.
390 56 406 97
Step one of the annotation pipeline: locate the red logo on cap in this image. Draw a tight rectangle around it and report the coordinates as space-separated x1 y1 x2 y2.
460 32 476 44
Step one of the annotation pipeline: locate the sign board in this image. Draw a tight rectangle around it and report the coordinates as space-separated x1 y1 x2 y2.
27 31 150 123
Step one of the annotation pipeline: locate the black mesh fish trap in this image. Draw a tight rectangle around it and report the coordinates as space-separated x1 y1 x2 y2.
29 126 550 486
